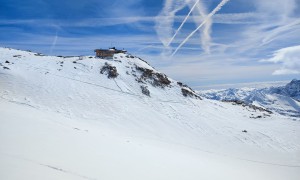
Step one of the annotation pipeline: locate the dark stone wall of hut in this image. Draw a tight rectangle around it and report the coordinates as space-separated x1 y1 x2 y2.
95 50 114 58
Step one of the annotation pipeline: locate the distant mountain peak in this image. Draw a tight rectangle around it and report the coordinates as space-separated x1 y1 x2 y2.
290 79 299 83
199 80 300 117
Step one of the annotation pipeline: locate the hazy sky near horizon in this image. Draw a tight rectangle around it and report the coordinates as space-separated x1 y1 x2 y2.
0 0 300 89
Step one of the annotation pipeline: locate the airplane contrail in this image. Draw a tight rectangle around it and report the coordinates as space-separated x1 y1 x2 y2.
172 0 230 56
50 31 58 54
167 0 201 46
155 0 188 47
191 1 212 54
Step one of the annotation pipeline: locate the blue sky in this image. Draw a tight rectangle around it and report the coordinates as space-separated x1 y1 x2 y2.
1 0 300 89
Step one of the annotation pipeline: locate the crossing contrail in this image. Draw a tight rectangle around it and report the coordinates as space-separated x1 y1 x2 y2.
155 0 211 54
172 0 230 56
167 0 201 46
155 0 188 47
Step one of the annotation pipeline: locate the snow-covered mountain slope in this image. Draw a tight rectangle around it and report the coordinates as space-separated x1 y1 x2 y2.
269 79 300 101
199 80 300 117
1 47 300 180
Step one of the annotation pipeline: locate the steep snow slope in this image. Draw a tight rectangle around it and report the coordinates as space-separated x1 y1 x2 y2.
1 47 300 180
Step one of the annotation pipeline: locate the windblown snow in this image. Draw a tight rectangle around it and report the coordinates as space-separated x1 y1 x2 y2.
0 47 299 180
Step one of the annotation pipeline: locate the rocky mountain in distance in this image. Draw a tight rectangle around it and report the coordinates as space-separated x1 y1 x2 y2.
199 79 300 117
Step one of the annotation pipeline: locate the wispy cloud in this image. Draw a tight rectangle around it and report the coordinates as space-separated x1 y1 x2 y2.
261 19 300 46
1 31 161 56
253 0 297 20
0 17 156 28
0 13 266 27
261 45 300 75
1 0 300 89
196 80 289 90
158 54 280 85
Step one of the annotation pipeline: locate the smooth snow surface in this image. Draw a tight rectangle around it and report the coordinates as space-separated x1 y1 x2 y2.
1 47 300 180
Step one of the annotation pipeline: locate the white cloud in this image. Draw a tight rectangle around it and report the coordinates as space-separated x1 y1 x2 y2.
273 69 300 75
215 0 300 57
262 45 300 75
254 0 297 19
0 17 157 28
195 80 289 90
261 19 300 46
0 13 265 27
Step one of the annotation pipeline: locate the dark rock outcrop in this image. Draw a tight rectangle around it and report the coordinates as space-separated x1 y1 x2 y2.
222 100 272 114
178 82 201 99
100 62 119 79
135 66 171 88
140 85 150 96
